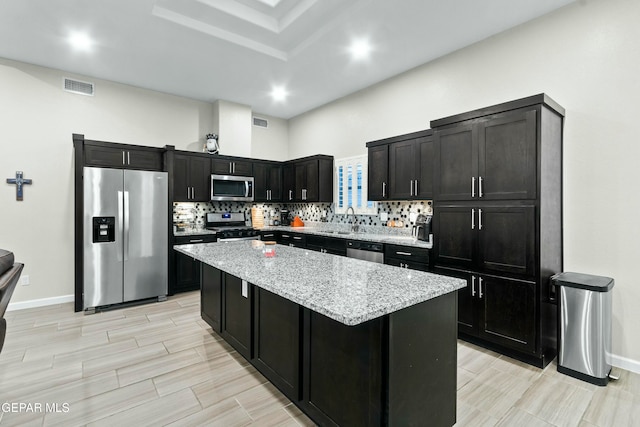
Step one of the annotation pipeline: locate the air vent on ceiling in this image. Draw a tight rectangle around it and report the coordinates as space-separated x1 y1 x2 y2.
63 78 94 96
253 117 268 128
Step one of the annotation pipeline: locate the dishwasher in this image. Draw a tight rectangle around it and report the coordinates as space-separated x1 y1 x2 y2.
346 240 384 263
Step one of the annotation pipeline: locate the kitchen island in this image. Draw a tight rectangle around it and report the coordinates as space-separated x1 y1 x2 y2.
175 241 465 426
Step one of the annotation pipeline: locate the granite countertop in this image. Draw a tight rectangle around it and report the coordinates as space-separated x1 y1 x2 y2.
260 225 433 249
175 241 464 326
174 228 217 237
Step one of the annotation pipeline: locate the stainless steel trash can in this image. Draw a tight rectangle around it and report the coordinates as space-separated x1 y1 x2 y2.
552 272 614 386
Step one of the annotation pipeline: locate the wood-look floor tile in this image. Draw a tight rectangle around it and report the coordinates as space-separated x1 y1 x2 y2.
153 353 241 396
0 356 52 383
106 317 174 342
458 367 533 420
235 382 291 420
496 408 554 426
457 341 501 374
121 300 183 318
53 338 139 366
170 311 206 326
458 367 476 390
455 401 499 427
42 379 158 426
146 305 198 322
0 347 25 365
174 292 200 308
165 396 252 427
12 371 120 406
192 365 267 408
133 321 203 347
0 362 83 402
55 310 125 331
491 355 544 382
23 331 109 362
611 369 640 396
86 388 201 427
0 412 45 427
116 348 203 387
249 407 299 426
541 361 600 393
162 328 218 353
3 324 69 350
515 374 593 426
80 314 148 336
582 386 636 426
82 342 167 377
283 403 316 426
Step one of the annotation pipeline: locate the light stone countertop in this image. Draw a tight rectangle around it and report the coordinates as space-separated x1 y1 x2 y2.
260 225 433 249
175 241 464 326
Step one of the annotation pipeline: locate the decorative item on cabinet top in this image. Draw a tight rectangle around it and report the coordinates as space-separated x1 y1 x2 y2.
205 133 219 155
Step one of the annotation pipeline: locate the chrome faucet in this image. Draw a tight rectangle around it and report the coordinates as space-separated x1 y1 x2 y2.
346 207 359 233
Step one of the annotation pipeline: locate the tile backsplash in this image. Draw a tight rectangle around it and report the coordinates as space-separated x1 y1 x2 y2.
174 200 432 231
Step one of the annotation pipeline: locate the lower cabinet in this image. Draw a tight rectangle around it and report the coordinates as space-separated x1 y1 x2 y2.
436 266 536 354
384 244 430 271
175 252 201 293
200 267 458 427
306 235 347 256
222 274 252 359
253 288 301 401
201 264 222 333
278 232 306 248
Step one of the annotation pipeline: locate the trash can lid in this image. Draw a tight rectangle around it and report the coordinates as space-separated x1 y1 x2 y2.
551 272 614 292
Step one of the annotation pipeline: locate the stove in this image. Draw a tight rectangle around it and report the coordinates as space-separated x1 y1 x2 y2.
205 212 261 241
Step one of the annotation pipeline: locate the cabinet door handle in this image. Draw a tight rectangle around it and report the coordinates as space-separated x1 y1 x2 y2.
281 234 290 238
471 276 476 297
471 177 476 197
189 239 204 243
382 182 386 198
229 162 232 174
192 187 196 199
127 151 130 165
471 209 475 230
122 151 126 165
479 277 483 298
293 236 302 240
410 180 414 196
414 180 418 195
233 162 236 174
479 209 483 230
396 251 412 256
187 187 190 199
289 190 293 200
479 176 483 198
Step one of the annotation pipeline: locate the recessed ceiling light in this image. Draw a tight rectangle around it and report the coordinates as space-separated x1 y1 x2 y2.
271 86 288 102
349 38 372 60
68 32 94 52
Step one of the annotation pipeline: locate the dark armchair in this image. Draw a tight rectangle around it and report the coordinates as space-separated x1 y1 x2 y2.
0 249 23 353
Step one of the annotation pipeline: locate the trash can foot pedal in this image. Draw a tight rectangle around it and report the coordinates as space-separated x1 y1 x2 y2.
608 368 620 381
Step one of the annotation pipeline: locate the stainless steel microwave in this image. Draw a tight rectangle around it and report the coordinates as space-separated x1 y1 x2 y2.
211 174 254 202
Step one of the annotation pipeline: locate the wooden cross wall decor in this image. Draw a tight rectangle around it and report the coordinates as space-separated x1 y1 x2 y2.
6 171 32 201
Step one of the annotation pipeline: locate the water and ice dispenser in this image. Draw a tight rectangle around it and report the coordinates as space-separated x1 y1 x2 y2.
92 217 115 243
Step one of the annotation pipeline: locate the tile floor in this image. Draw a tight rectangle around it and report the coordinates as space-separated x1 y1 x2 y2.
0 291 638 426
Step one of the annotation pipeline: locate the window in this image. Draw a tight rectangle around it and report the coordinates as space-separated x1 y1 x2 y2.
334 155 377 215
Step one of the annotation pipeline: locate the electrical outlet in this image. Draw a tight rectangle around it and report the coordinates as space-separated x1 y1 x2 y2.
20 275 30 286
380 212 388 222
409 212 418 223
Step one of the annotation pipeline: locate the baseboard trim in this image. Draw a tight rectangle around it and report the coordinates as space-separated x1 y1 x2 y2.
611 354 640 375
7 294 74 312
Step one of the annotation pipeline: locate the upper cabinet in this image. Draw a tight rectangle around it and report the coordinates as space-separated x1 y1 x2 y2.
366 130 433 201
174 152 211 202
285 155 333 203
253 161 282 202
211 157 253 176
83 141 163 171
434 107 538 201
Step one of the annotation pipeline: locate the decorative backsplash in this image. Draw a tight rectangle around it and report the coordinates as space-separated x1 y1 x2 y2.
174 200 433 231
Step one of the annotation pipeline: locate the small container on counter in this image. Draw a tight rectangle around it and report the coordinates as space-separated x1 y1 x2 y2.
263 241 276 258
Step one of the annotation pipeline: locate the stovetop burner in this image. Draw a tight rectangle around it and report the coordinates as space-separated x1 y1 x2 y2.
205 212 260 240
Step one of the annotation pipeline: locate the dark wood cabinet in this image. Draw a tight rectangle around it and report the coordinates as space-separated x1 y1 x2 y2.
278 232 306 248
282 163 295 202
433 204 535 277
367 130 433 201
253 288 301 401
84 142 163 171
222 273 253 359
211 157 252 176
172 234 216 295
306 235 347 256
253 161 282 202
434 108 537 201
173 153 211 202
201 263 222 332
289 156 333 202
384 244 430 271
367 144 388 200
431 94 564 367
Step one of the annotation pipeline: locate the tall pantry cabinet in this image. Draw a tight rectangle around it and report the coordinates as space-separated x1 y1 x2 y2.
431 94 564 367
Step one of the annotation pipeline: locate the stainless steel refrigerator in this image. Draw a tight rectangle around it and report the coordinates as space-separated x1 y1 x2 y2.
83 167 168 311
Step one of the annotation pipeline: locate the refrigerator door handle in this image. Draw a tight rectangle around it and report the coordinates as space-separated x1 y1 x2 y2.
117 191 124 262
123 191 130 261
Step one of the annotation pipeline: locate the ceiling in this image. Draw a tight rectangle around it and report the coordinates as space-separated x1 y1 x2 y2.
0 0 575 119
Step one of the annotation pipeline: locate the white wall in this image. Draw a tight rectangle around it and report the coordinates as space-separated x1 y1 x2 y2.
213 100 252 157
288 0 640 366
0 58 214 303
251 113 289 161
